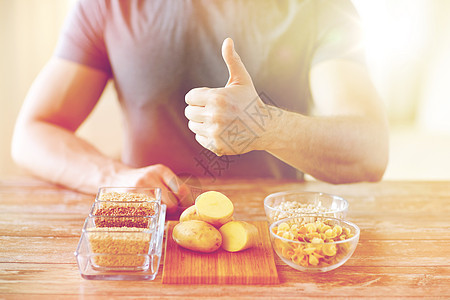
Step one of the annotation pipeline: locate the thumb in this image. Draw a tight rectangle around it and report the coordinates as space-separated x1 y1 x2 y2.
222 38 252 87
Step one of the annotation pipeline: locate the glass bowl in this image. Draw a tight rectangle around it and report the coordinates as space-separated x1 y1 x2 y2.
75 186 165 280
264 191 349 223
269 215 360 272
95 187 161 204
75 205 166 280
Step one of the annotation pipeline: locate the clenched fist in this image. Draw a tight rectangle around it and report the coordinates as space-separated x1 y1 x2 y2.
185 38 274 156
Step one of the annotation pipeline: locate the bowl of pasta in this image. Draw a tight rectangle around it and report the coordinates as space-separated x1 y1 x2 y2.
269 215 360 272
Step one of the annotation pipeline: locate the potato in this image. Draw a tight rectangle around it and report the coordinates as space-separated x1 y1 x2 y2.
195 191 234 227
172 220 222 253
219 221 258 252
179 205 201 222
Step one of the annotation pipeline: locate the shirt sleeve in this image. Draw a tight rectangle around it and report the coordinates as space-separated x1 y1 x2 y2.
312 0 366 66
54 0 112 75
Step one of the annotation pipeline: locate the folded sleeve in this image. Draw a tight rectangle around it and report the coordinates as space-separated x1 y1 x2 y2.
54 0 112 75
312 0 366 66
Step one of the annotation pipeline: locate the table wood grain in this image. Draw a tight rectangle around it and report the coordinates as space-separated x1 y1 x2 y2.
0 177 449 298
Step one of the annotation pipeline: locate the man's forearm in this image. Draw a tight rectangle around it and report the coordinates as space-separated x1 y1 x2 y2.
11 120 126 194
262 108 389 183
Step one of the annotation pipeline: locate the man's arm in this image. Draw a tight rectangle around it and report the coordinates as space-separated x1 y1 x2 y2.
264 60 389 183
185 38 388 183
12 58 185 212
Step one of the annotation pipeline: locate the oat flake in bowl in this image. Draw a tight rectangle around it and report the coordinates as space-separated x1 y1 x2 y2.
264 191 349 223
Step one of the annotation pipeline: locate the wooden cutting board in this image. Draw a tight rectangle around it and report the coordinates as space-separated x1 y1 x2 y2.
162 221 279 284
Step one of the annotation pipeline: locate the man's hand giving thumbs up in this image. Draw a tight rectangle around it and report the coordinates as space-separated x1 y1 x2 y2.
184 38 272 156
184 38 389 184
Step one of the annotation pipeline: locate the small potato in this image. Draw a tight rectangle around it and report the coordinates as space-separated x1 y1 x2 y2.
195 191 234 227
179 205 201 223
172 220 222 253
219 221 258 252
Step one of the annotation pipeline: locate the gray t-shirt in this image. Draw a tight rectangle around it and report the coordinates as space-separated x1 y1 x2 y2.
55 0 364 181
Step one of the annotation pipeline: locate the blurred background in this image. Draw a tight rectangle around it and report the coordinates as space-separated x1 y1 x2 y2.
1 0 450 180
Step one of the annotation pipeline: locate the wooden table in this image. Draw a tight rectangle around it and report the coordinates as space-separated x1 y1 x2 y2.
0 177 449 298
